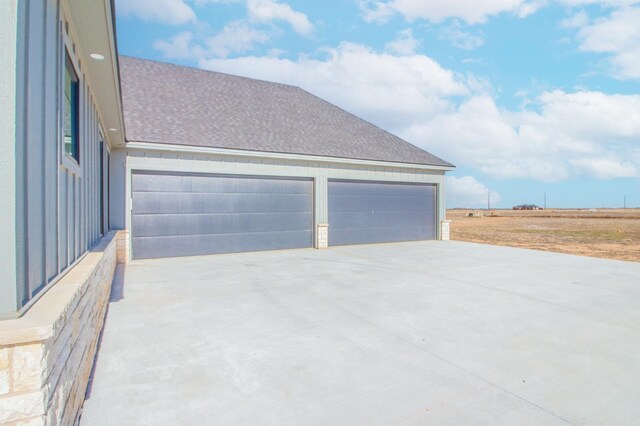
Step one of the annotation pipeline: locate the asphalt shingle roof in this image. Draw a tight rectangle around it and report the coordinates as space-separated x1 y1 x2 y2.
119 56 453 168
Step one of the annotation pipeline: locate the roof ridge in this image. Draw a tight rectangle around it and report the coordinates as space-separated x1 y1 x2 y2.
119 55 301 91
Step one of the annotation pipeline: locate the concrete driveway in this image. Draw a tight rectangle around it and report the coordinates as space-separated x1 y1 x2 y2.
80 241 640 425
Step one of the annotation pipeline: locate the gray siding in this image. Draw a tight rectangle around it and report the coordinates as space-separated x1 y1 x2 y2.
9 1 107 312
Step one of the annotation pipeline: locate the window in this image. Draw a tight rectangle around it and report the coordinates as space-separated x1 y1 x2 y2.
64 53 79 162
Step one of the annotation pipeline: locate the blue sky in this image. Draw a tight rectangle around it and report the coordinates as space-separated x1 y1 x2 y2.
115 0 640 208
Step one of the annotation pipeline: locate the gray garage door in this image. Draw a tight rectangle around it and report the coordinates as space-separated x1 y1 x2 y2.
328 180 436 246
131 172 313 259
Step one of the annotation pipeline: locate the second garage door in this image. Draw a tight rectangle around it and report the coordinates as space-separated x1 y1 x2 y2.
328 180 436 246
131 172 314 259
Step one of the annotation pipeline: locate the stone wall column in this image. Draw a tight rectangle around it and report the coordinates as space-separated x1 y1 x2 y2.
116 230 130 264
441 220 451 241
316 224 329 249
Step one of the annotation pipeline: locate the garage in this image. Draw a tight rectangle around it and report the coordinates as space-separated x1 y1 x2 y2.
131 172 314 259
117 57 454 261
328 180 436 246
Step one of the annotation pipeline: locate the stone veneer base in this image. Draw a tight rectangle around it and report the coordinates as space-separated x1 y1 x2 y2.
0 232 117 425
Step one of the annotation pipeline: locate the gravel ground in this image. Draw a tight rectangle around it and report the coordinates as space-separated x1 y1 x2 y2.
448 209 640 262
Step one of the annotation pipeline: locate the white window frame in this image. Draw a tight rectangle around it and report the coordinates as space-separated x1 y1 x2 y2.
60 19 82 177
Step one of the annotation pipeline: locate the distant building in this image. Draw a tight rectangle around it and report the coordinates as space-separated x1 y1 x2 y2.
513 204 544 210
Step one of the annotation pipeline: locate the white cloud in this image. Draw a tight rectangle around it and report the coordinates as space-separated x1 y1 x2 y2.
200 43 640 182
558 0 639 6
199 42 468 130
560 10 589 28
535 90 640 139
152 0 311 59
438 21 485 49
517 0 547 17
570 157 638 179
358 0 395 22
153 32 203 59
206 21 270 57
116 0 196 25
404 96 572 181
447 176 501 208
247 0 313 35
574 7 640 79
408 90 640 181
385 29 420 55
359 0 545 24
154 23 269 59
193 0 241 4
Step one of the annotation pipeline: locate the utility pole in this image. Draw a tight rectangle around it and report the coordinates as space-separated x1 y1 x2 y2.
544 192 547 210
487 190 491 211
624 195 626 209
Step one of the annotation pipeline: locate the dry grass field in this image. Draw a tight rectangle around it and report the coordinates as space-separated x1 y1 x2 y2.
447 208 640 262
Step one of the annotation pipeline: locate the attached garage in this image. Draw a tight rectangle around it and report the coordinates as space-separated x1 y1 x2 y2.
115 56 454 260
328 180 436 246
131 172 314 259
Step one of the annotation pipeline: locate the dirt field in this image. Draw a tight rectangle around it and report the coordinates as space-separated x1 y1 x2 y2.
447 209 640 262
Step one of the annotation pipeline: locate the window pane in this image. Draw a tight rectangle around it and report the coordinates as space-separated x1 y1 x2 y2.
64 55 79 162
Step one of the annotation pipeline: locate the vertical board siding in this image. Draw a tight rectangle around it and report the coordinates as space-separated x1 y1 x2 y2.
15 0 28 308
25 0 46 299
92 103 100 241
15 0 105 311
1 0 22 314
44 0 59 282
81 81 87 252
59 170 68 271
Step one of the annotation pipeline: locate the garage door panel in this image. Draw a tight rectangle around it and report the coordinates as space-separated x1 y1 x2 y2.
132 192 312 215
132 212 313 238
328 194 431 213
132 174 193 193
328 181 430 197
133 173 311 195
330 210 432 229
328 180 435 246
330 226 432 246
132 173 313 259
133 230 313 260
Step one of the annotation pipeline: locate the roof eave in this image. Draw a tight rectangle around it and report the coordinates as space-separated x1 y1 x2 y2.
123 140 456 171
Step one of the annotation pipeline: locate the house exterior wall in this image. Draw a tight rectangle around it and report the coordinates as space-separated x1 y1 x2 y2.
111 144 448 259
0 1 111 317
